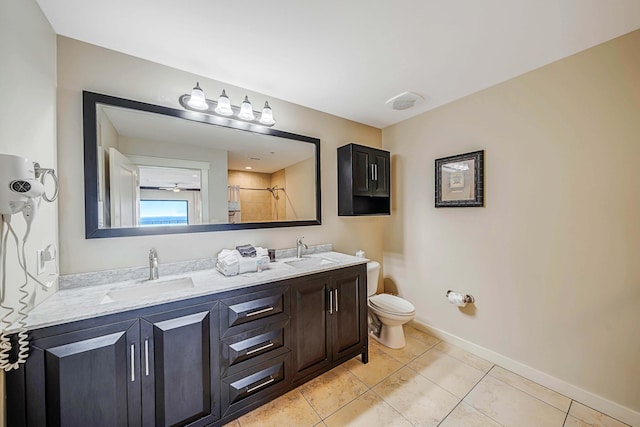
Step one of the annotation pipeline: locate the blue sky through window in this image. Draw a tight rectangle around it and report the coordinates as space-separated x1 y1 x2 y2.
140 200 188 226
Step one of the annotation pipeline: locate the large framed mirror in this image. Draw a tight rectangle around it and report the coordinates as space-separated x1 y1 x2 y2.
83 91 321 238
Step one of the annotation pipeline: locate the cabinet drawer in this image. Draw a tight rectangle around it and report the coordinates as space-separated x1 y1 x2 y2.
221 353 290 416
220 286 289 335
221 320 289 377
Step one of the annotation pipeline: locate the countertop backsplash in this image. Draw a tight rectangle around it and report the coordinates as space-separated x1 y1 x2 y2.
59 243 333 290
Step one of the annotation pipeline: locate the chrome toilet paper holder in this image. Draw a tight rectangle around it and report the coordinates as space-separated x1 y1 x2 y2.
445 290 475 304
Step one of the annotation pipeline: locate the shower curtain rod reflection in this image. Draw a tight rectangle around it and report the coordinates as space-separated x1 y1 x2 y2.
235 186 286 192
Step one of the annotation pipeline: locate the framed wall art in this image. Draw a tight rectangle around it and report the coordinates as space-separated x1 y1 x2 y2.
435 150 484 207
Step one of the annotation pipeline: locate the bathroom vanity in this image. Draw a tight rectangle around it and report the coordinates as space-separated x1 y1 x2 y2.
6 252 368 427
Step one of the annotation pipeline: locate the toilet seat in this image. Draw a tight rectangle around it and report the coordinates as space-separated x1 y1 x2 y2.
369 293 415 315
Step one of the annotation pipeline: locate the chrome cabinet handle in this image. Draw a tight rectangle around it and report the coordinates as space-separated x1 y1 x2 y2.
371 164 375 181
130 344 135 382
246 306 274 317
246 341 274 356
144 339 149 376
334 288 339 312
247 376 275 393
330 289 334 314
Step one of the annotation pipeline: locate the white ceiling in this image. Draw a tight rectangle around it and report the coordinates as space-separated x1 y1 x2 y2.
37 0 640 129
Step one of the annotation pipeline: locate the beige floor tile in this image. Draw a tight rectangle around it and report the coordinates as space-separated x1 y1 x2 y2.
222 421 241 427
439 402 502 427
564 415 592 427
237 389 321 427
489 366 571 412
464 375 566 427
373 366 459 426
370 334 435 364
409 348 485 398
298 365 369 419
568 402 630 427
403 325 441 347
324 390 412 427
343 343 404 387
435 341 494 373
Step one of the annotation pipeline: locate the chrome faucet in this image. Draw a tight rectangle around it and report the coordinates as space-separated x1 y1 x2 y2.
149 248 159 280
296 237 308 258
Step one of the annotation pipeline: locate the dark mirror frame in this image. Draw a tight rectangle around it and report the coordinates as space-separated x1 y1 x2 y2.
83 91 322 238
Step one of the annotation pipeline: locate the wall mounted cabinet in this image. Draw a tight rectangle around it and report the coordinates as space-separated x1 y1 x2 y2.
338 143 390 215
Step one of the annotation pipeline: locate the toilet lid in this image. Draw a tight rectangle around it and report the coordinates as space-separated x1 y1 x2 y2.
369 294 415 314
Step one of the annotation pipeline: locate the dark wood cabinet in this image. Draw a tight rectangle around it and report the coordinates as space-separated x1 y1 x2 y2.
7 264 367 427
15 320 141 427
338 143 390 215
140 302 220 427
291 265 368 384
291 275 332 381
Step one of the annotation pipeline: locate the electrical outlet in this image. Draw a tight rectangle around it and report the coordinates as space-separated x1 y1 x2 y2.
36 249 45 275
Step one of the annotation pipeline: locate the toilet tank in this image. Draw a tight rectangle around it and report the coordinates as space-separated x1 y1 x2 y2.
366 261 380 296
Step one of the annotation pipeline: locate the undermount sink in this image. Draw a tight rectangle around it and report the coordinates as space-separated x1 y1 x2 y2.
284 257 335 269
100 277 195 304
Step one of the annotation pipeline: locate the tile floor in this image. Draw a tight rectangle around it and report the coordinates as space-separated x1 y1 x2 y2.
225 326 630 427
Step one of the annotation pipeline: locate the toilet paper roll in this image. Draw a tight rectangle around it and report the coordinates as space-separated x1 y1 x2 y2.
447 291 467 307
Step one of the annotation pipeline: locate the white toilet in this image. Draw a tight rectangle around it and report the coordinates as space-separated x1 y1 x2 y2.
367 261 415 349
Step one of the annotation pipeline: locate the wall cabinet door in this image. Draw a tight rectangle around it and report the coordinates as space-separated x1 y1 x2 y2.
291 275 332 381
24 320 141 427
371 151 390 197
141 302 220 427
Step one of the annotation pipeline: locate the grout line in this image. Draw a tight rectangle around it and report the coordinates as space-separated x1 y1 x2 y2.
562 400 574 426
369 387 416 427
487 367 572 414
297 388 324 423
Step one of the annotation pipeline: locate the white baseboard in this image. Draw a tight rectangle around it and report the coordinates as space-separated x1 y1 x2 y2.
409 320 640 427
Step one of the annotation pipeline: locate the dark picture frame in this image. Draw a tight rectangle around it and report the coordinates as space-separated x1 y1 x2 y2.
435 150 484 207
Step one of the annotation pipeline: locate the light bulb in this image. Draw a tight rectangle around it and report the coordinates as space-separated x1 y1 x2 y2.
214 89 234 116
259 101 275 125
187 82 208 110
238 96 255 121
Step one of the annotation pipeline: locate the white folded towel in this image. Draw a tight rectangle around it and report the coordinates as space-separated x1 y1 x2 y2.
255 247 269 258
216 249 270 276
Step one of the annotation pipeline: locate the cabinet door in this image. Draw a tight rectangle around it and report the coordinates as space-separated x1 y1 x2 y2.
291 275 331 381
26 320 141 427
352 147 372 196
141 302 219 427
331 268 366 361
372 151 390 197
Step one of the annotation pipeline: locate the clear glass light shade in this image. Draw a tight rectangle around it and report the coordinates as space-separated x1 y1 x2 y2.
259 101 275 125
214 90 234 116
238 96 255 120
187 82 208 110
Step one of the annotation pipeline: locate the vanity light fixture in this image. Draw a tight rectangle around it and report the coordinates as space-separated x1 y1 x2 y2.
187 82 208 110
238 96 256 121
179 83 276 127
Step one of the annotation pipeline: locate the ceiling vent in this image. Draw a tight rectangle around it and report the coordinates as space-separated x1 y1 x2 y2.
385 92 424 111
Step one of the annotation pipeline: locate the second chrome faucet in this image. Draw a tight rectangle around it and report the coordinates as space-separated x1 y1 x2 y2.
149 248 159 280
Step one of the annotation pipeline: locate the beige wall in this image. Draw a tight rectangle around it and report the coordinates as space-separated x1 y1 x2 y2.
57 36 383 275
382 29 640 420
0 0 58 424
285 157 317 220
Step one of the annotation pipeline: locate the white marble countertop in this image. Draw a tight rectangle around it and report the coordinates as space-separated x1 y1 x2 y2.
13 251 367 332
